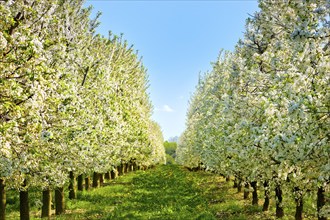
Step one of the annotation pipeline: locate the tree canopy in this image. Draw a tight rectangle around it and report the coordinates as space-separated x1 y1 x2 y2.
0 0 166 192
177 0 329 218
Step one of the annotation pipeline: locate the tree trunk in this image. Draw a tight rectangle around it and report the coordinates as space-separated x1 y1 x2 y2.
126 164 130 172
295 198 303 220
99 173 104 186
237 178 242 193
0 179 6 220
77 175 84 191
55 187 65 215
92 172 99 188
133 163 137 171
105 172 110 180
110 170 116 179
41 189 51 218
85 176 90 191
233 178 238 188
68 171 76 199
263 181 270 211
244 182 250 199
20 180 30 220
251 181 258 205
123 163 127 174
117 165 123 176
126 163 130 173
275 184 284 218
293 187 303 220
226 176 230 182
317 187 326 220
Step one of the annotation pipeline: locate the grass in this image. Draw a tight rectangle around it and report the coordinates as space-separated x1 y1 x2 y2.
6 165 323 219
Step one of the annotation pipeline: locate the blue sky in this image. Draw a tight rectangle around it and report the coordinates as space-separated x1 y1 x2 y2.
85 0 259 140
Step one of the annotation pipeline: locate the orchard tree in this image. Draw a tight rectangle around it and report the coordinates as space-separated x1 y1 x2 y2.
177 0 329 219
1 0 166 219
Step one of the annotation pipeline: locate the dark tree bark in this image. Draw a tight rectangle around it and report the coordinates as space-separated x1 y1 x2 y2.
20 180 30 220
105 172 110 180
237 178 242 193
251 181 258 205
317 187 326 220
99 173 104 186
275 184 284 218
127 163 131 172
110 170 116 179
226 176 230 182
233 178 238 188
117 165 122 176
92 172 99 188
295 198 303 220
244 182 250 199
132 163 137 171
68 171 76 199
85 176 90 191
0 179 6 220
293 187 303 220
41 189 51 218
77 175 84 191
55 187 65 215
124 163 129 173
123 163 128 174
262 181 270 211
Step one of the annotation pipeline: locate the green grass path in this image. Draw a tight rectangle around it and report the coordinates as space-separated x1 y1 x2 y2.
7 165 320 219
63 165 218 220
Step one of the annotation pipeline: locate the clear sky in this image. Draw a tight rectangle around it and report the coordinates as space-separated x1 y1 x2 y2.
85 0 259 140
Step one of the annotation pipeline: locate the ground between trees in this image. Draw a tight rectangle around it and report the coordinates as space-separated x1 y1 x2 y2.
7 165 323 219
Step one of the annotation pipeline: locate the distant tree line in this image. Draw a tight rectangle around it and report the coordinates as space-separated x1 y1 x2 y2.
164 141 177 165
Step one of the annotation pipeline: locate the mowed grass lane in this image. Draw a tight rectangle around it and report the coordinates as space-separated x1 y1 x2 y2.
7 165 216 220
7 164 320 219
